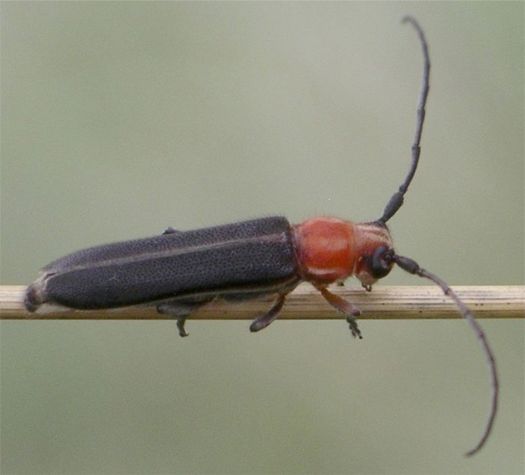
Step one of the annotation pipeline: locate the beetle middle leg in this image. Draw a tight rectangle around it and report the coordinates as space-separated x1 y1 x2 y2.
317 286 363 339
249 293 287 333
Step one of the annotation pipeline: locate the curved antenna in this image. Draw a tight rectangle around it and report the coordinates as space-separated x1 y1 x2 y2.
379 16 431 223
391 253 499 457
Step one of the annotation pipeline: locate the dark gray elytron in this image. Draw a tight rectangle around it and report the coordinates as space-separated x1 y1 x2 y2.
25 217 302 333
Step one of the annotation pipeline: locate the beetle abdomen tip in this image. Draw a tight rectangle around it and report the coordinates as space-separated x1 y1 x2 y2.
24 282 44 312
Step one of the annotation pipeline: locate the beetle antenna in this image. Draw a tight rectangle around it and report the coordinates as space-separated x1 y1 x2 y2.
379 16 431 223
390 253 498 456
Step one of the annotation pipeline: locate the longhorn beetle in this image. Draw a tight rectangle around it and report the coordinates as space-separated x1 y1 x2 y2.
25 17 498 456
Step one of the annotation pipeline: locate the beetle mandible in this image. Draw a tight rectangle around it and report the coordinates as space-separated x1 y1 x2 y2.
25 17 498 457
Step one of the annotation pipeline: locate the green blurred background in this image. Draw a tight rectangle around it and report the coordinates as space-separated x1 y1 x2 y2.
1 2 523 474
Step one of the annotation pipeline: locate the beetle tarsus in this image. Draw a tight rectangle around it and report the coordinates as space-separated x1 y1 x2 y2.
346 316 362 339
317 286 363 339
177 318 189 337
249 294 286 332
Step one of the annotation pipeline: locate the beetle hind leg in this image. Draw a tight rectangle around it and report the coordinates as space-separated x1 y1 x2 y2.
249 293 287 333
176 317 189 337
157 297 214 337
317 286 363 339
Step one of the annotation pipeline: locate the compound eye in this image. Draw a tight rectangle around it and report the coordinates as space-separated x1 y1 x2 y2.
370 246 393 279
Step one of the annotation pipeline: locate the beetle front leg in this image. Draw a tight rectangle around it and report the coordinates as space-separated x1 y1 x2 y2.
317 286 363 339
249 293 287 333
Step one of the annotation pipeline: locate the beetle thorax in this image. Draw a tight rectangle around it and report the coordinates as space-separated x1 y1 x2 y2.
293 217 357 284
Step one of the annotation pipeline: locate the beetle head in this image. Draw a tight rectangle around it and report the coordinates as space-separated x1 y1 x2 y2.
353 222 395 288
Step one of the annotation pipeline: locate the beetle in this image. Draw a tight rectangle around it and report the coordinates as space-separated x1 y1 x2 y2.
24 17 497 456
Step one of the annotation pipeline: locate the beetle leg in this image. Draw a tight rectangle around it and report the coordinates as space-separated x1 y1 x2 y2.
156 298 213 337
317 286 363 339
162 227 179 235
249 293 287 333
176 318 188 337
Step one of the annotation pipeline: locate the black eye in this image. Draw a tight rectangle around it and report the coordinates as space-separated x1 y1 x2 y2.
370 246 393 279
